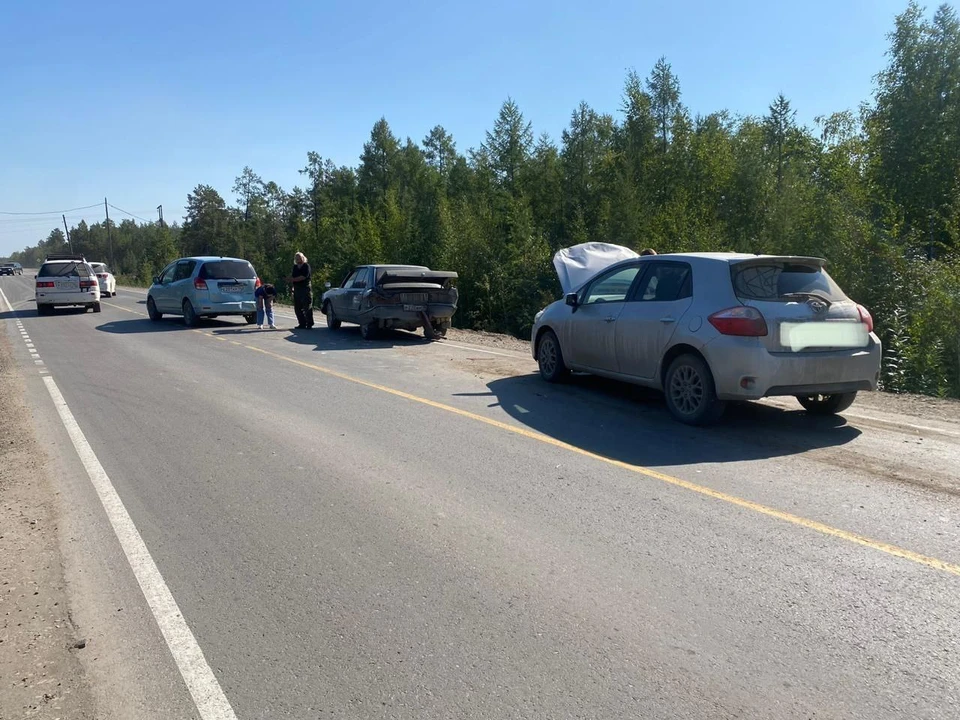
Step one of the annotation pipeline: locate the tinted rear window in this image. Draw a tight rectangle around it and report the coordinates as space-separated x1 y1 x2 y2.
732 263 847 302
39 262 91 278
199 260 256 280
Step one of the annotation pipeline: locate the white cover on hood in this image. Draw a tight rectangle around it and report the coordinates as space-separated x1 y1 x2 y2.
552 242 640 295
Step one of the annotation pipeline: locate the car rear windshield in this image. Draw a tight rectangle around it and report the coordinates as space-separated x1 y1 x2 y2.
38 262 91 278
732 262 847 302
199 260 256 280
91 263 107 272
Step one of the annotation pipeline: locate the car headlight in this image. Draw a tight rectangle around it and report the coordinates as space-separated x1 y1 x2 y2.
534 309 544 324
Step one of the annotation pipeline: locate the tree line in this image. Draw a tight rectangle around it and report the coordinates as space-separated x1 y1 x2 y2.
8 2 960 397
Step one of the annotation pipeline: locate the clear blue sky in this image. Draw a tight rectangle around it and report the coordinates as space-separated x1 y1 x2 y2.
0 0 917 255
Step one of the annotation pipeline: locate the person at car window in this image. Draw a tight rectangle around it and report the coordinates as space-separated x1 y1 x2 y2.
255 282 279 330
640 248 657 256
287 252 314 329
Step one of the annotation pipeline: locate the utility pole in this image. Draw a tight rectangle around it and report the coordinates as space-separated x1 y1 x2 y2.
62 215 72 252
104 198 114 268
157 205 164 228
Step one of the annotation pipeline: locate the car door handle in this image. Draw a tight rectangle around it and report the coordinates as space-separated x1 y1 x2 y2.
660 316 676 323
604 316 616 323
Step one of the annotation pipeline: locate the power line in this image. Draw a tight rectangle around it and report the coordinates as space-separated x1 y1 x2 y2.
0 202 103 216
107 203 152 223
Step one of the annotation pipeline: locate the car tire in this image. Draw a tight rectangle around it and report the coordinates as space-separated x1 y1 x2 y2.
92 302 102 313
360 321 377 340
325 304 341 330
182 299 199 327
796 392 857 415
243 313 256 325
147 296 162 321
664 354 726 426
537 329 569 383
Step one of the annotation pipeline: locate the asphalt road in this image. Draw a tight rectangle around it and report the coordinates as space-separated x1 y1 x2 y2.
2 272 959 719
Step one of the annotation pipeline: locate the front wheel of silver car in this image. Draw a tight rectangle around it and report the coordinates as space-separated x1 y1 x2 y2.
796 392 857 415
147 296 162 321
537 330 569 383
664 354 726 426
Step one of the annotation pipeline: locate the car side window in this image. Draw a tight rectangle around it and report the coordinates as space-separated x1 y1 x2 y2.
582 265 641 305
342 270 359 288
632 263 692 302
173 261 195 282
158 264 176 283
352 268 370 289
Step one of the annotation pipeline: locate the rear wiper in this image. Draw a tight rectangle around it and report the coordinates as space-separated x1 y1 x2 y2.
781 291 831 304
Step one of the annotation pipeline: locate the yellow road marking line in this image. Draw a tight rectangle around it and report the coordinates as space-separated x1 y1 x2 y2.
101 300 960 577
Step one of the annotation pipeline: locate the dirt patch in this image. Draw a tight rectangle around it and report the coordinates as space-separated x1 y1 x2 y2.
0 332 96 719
446 328 531 355
846 390 960 425
449 356 534 380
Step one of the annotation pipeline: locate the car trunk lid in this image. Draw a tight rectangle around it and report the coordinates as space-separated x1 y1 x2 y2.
730 257 871 353
199 260 258 303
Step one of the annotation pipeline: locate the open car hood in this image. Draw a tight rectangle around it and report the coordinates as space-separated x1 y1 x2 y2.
552 242 639 295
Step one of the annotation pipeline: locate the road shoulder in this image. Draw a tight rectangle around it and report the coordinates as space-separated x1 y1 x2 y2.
0 327 96 719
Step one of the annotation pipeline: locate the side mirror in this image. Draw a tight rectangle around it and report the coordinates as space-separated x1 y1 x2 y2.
565 292 579 308
324 281 332 289
152 276 159 285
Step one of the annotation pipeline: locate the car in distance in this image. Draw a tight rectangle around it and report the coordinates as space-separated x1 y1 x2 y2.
0 263 16 276
321 264 459 339
90 262 117 297
147 256 259 326
531 246 881 426
35 253 101 314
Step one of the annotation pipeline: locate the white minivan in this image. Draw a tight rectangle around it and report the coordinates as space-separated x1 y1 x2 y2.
35 254 101 314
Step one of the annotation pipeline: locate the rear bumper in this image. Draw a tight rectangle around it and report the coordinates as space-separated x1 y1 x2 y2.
368 303 457 327
704 334 883 400
36 290 100 306
197 300 256 315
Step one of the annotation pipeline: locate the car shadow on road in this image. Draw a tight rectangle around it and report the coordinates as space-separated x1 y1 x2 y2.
2 307 94 320
483 373 862 467
267 324 434 352
95 317 246 334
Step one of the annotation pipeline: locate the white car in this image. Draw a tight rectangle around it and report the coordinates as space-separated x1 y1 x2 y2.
91 262 117 297
35 254 101 314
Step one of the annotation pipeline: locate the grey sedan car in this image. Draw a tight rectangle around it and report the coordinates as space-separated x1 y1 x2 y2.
531 252 882 425
147 256 259 326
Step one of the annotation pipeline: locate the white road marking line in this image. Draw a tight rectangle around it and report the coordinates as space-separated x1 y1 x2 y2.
0 286 12 313
42 376 237 720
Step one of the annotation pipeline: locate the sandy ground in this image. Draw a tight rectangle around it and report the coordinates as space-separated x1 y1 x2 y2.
0 331 96 720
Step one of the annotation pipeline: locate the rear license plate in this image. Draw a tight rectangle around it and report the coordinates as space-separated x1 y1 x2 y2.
403 304 426 312
779 321 869 351
222 284 244 293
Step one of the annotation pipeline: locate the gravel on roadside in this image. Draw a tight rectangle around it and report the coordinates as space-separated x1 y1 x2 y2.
0 331 96 720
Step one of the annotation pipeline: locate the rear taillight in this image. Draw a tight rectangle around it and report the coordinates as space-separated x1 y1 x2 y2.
708 306 768 337
856 304 874 333
97 273 107 279
194 278 207 290
80 279 97 289
36 281 55 288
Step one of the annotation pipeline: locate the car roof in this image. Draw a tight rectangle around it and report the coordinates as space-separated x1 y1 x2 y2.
178 256 252 263
364 264 430 270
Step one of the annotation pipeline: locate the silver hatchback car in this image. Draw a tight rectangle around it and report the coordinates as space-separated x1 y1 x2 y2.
147 256 259 326
531 251 882 425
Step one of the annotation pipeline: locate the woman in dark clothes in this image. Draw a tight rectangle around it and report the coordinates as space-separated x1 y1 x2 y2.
287 252 314 329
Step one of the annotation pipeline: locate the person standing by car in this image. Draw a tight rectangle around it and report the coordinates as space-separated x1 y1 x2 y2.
287 252 314 329
255 282 279 329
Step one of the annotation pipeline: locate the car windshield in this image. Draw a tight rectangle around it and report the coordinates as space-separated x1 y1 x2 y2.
38 262 91 278
91 264 106 273
732 262 847 302
199 260 256 280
